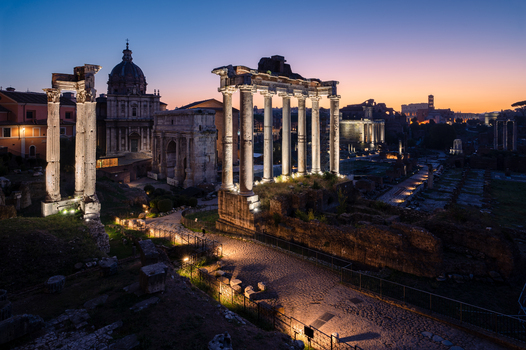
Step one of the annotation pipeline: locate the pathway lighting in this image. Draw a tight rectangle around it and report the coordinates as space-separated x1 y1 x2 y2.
70 209 75 214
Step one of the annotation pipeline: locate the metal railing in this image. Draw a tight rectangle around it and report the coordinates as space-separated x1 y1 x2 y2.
181 207 526 343
182 263 364 350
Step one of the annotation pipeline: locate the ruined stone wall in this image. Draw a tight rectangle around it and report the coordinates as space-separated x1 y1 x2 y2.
261 215 443 278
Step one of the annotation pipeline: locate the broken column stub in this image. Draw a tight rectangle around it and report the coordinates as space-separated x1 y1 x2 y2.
99 257 118 276
139 263 168 294
45 275 66 293
0 314 44 345
138 239 159 266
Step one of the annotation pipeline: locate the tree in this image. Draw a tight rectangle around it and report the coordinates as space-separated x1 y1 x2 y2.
425 123 456 150
512 100 526 117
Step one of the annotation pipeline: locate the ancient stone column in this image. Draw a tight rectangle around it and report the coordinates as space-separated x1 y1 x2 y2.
399 139 403 155
513 120 517 151
363 123 368 143
118 128 122 152
125 128 129 152
221 88 235 190
84 95 97 198
152 135 158 170
75 91 86 197
147 127 150 152
297 95 307 175
381 122 385 143
310 96 321 174
329 95 340 174
184 137 194 187
502 120 508 151
43 88 61 202
281 93 291 178
262 91 274 183
370 122 375 144
239 86 254 196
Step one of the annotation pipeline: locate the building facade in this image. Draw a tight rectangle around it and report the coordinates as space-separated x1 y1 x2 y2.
0 88 77 159
97 43 164 157
151 108 217 187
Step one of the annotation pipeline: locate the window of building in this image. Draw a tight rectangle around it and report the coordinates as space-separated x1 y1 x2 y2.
3 128 11 138
60 127 66 135
33 128 40 137
121 104 125 113
65 112 72 119
26 110 35 119
132 107 137 117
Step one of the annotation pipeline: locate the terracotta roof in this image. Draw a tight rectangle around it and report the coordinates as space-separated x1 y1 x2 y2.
0 105 10 113
178 98 239 112
0 90 76 106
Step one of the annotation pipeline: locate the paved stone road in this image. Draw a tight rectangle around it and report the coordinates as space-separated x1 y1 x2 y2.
206 232 508 350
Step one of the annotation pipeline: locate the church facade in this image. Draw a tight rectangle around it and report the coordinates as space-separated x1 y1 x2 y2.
97 43 165 158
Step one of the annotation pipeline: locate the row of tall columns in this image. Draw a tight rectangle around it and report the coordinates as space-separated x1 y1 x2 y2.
494 120 518 151
221 86 340 196
44 89 61 202
44 88 97 202
361 121 385 144
106 126 151 154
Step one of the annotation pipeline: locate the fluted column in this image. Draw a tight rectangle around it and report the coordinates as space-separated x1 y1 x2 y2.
297 94 307 175
125 126 129 152
262 91 274 183
239 86 254 196
329 95 340 174
84 97 97 198
370 122 375 144
118 128 122 152
381 122 385 142
160 132 166 177
281 93 291 178
221 88 235 190
75 91 86 197
311 96 321 174
152 135 158 169
44 88 61 202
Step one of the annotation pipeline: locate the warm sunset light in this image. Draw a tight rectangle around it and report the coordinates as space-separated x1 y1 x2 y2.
1 1 524 114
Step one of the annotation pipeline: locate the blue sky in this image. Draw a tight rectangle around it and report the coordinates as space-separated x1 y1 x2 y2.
1 0 525 112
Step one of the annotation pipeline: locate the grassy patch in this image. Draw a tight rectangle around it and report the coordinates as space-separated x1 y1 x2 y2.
491 179 526 228
186 210 219 223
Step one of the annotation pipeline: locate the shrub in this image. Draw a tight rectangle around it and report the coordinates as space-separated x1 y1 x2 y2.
157 199 173 213
312 181 321 190
188 197 198 207
295 209 309 222
272 213 281 226
149 198 160 209
144 184 155 194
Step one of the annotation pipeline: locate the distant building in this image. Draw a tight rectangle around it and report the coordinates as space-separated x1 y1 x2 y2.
403 95 453 123
401 102 428 121
178 99 240 166
0 87 77 160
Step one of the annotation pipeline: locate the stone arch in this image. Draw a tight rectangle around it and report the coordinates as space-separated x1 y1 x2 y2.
166 140 177 178
29 145 36 157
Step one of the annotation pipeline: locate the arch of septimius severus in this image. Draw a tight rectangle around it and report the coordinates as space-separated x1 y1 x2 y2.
212 57 340 234
41 64 102 219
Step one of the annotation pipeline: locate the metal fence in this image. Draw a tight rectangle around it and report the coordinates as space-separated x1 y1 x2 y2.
183 263 364 350
341 267 526 342
181 208 526 344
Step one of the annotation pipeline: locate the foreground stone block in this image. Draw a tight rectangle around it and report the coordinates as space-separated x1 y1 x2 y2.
208 332 233 350
130 297 159 313
230 279 242 287
99 257 118 276
218 276 230 284
244 289 256 300
258 282 266 291
0 301 12 321
45 275 65 293
0 314 44 345
83 295 109 310
139 263 168 294
138 239 159 266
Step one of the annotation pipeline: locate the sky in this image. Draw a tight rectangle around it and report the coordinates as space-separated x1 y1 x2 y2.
1 0 525 114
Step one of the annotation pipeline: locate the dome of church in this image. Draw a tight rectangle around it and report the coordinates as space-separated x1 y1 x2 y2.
107 43 147 95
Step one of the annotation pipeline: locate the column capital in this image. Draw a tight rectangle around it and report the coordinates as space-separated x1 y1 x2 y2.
220 86 237 95
260 90 275 97
309 95 322 102
43 88 60 103
294 93 307 100
238 84 255 93
329 95 341 100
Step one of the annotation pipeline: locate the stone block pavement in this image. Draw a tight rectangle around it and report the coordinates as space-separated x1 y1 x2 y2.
146 212 512 350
